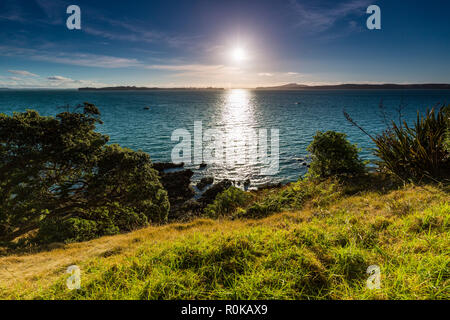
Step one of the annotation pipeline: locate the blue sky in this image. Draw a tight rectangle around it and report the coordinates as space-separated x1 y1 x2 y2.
0 0 449 88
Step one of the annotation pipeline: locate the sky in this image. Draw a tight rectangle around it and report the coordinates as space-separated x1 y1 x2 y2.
0 0 449 88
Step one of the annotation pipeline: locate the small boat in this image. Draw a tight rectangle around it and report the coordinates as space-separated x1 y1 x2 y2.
143 106 150 110
295 102 301 105
199 163 207 169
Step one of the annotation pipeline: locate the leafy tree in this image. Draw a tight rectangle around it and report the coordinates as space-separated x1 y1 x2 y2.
0 103 169 244
307 131 365 179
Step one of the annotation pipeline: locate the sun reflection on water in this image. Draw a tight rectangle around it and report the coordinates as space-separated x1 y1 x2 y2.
213 89 262 185
222 89 254 125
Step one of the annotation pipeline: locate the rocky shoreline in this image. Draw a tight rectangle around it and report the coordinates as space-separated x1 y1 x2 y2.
153 162 285 220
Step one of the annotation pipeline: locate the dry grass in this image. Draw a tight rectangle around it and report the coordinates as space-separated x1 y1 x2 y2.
0 182 448 300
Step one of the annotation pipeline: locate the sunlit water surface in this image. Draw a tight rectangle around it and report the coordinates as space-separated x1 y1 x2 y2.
1 89 449 188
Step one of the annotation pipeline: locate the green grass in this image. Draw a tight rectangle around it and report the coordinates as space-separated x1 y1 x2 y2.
0 177 448 300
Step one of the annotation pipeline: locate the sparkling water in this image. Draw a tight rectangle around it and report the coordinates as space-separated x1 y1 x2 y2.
1 89 449 187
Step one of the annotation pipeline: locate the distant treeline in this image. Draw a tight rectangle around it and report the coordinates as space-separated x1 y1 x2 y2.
78 83 450 91
79 86 225 91
255 83 450 90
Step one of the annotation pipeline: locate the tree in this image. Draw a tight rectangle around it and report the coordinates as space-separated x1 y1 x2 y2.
307 131 365 179
0 103 169 244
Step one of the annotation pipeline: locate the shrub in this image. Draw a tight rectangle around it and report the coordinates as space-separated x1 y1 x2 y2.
237 179 339 219
306 131 365 179
0 104 169 244
444 106 450 153
36 204 149 244
204 187 252 218
37 217 104 244
243 187 304 218
345 105 449 182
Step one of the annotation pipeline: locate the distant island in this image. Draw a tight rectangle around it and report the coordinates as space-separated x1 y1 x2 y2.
255 83 450 90
79 86 224 91
78 83 450 91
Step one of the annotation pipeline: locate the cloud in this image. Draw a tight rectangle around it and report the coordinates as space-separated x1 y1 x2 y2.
0 75 109 89
289 0 372 33
84 17 199 49
146 64 227 72
8 70 39 77
34 0 66 25
0 46 140 68
36 53 141 68
0 1 27 23
47 75 72 81
258 73 274 77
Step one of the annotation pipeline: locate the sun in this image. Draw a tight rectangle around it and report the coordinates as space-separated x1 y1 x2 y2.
231 47 247 62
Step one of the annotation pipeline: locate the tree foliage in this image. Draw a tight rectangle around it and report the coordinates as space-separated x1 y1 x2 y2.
0 103 169 244
307 131 365 179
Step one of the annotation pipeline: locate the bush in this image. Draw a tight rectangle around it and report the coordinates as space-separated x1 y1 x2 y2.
36 204 149 244
235 179 341 219
444 106 450 153
373 106 448 182
0 104 169 244
37 217 104 244
204 187 252 218
345 105 449 182
306 131 365 179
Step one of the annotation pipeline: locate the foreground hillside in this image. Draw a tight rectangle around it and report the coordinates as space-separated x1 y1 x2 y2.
0 181 448 300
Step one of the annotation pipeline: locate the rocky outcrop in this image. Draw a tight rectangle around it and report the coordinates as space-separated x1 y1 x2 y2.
257 182 283 191
199 179 233 205
153 162 194 219
152 162 184 172
196 177 214 190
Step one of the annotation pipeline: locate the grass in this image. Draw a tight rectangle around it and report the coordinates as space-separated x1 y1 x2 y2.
0 177 448 300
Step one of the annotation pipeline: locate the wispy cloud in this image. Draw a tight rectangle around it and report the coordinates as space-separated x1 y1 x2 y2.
0 45 141 68
289 0 372 33
0 0 28 23
37 53 141 68
8 70 39 77
34 0 65 24
84 18 200 49
0 74 109 89
47 75 72 81
145 64 228 72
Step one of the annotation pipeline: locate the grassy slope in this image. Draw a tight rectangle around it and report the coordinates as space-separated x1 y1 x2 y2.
0 181 448 300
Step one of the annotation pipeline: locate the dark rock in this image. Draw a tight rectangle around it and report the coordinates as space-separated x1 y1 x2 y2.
199 179 233 205
153 162 184 172
158 169 195 218
257 182 283 191
170 199 204 221
243 179 251 188
196 177 214 190
181 200 203 214
160 169 194 200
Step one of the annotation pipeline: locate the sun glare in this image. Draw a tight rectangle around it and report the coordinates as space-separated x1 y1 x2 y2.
231 47 247 62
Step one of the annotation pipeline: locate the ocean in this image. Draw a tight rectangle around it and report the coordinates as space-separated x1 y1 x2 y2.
1 89 449 187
